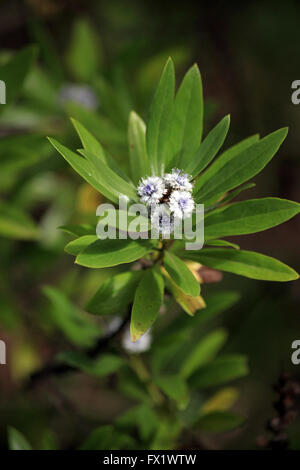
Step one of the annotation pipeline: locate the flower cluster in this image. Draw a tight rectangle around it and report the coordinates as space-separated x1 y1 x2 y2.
137 168 194 235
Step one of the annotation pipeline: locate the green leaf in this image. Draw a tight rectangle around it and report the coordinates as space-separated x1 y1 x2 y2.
117 404 159 441
164 252 200 297
130 269 164 341
0 201 40 240
205 198 300 240
166 64 203 170
186 115 230 177
146 58 175 174
64 101 126 147
80 149 137 202
162 267 205 316
184 248 299 282
80 425 114 450
180 329 228 378
66 19 102 81
59 223 96 238
86 271 142 315
201 387 239 414
76 238 154 269
0 46 37 104
194 129 287 203
194 290 240 326
57 351 125 376
72 118 131 182
189 354 249 388
47 137 118 203
217 182 256 206
43 286 101 347
128 111 150 183
196 411 245 432
154 375 188 405
8 427 32 450
205 239 240 250
64 235 98 256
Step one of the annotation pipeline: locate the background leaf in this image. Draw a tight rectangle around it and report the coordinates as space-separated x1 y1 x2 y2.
8 427 32 450
180 329 228 378
86 271 142 315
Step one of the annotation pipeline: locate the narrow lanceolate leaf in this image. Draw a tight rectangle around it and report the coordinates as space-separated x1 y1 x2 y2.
196 411 245 432
194 134 259 198
201 387 239 414
162 267 205 316
86 271 142 315
47 138 118 203
194 128 287 203
180 329 228 378
205 239 240 250
76 239 154 268
189 354 249 389
80 149 138 202
205 198 300 240
146 58 175 175
154 375 188 405
184 248 299 282
64 235 98 256
72 119 131 182
59 223 96 238
164 251 200 297
186 115 230 177
128 111 150 183
165 64 203 170
131 269 164 341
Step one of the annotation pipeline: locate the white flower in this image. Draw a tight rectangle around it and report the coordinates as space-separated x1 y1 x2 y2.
169 190 195 219
164 168 193 192
106 316 123 335
122 327 152 353
137 176 166 205
150 204 174 236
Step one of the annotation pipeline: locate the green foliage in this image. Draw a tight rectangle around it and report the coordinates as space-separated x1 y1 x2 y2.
8 427 32 450
66 19 102 82
4 50 298 450
146 58 175 174
43 286 101 347
131 269 164 341
184 248 298 282
0 46 37 105
164 251 200 297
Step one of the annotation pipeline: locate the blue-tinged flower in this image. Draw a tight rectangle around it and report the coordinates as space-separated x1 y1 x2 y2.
150 204 175 236
164 168 193 192
137 176 166 205
169 190 195 218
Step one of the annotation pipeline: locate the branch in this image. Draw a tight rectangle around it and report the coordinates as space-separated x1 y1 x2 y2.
25 308 131 389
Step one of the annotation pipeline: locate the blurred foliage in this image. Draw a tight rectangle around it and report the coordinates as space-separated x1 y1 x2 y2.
0 0 299 452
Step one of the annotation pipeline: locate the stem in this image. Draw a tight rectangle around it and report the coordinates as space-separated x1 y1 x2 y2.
129 355 164 406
